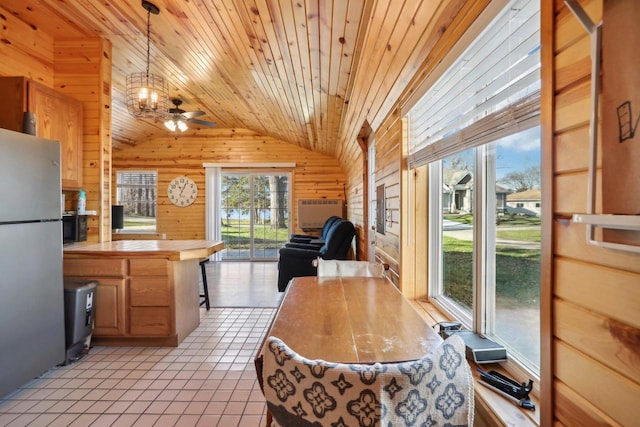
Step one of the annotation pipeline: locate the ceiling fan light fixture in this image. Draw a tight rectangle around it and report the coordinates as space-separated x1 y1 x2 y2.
125 0 169 120
164 118 188 133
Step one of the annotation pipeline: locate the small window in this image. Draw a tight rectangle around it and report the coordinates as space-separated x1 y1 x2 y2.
535 202 540 208
116 171 157 232
517 203 524 208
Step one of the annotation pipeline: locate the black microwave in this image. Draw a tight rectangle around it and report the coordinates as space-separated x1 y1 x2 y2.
62 214 87 243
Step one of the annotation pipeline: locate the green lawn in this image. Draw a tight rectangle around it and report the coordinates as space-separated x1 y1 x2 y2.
497 228 541 242
442 235 540 309
222 219 289 249
444 213 541 226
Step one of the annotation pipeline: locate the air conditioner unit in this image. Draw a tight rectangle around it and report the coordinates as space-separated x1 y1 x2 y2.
298 199 343 229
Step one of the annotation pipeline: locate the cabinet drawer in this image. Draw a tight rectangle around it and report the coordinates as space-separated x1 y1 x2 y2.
64 258 127 277
130 259 168 276
130 277 170 306
129 307 171 336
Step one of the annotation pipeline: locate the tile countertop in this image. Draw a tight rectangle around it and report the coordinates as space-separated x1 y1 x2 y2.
63 240 224 261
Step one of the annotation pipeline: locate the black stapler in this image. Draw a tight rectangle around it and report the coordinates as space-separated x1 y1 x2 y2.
477 369 536 411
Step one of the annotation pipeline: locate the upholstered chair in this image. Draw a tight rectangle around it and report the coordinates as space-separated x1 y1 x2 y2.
262 335 474 426
277 219 356 291
288 215 342 245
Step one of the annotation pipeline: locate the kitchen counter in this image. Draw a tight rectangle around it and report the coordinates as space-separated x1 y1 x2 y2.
63 240 224 347
64 239 224 261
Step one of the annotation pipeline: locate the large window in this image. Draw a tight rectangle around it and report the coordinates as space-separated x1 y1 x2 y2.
408 0 541 372
115 171 157 232
429 129 541 370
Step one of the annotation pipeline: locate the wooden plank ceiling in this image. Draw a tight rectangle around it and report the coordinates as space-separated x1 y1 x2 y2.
1 0 473 156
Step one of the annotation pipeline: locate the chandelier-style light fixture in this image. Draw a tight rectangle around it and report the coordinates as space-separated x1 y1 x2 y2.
125 0 169 120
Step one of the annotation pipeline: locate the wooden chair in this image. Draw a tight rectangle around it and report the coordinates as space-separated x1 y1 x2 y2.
262 335 474 426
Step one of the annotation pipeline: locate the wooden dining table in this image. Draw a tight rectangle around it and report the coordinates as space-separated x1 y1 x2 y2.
255 275 443 386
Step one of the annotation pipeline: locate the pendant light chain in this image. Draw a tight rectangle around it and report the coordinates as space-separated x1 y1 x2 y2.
145 6 151 78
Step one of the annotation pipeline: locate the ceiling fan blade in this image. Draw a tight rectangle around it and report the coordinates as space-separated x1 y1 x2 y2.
181 110 206 119
187 118 217 127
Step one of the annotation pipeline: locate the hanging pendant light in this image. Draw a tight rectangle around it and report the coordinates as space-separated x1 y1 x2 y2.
125 0 169 120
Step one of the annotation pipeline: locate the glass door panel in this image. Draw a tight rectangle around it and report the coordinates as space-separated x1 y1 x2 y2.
221 173 290 260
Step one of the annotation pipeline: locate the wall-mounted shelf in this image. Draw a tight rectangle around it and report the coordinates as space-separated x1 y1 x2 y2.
565 0 640 254
573 214 640 231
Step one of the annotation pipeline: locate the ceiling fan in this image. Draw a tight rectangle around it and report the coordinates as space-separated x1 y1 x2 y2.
164 98 216 135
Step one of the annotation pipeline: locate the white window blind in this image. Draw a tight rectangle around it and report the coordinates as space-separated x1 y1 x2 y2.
408 0 540 169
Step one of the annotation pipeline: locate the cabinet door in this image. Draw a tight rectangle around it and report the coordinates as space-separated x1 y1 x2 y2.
93 278 126 336
0 77 28 132
28 81 83 190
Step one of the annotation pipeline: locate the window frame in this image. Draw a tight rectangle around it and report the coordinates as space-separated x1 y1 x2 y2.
412 0 542 377
115 170 158 233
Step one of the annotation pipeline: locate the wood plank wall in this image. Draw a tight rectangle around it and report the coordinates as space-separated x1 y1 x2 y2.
370 110 403 280
341 1 489 286
344 147 367 261
550 0 640 425
54 39 112 243
112 129 346 240
0 4 111 243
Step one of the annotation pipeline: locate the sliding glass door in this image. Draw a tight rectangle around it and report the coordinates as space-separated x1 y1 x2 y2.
220 172 290 260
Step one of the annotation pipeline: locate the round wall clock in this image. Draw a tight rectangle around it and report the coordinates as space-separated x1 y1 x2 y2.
167 176 198 207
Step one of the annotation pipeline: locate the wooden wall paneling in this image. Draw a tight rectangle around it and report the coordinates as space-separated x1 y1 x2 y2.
370 110 402 280
554 381 618 427
554 0 601 53
555 124 601 173
365 0 466 130
338 0 394 134
54 38 111 242
552 1 640 424
554 33 591 91
113 132 346 239
345 150 366 260
277 0 316 150
237 0 301 142
555 341 640 427
555 258 640 327
327 1 365 153
555 222 640 272
554 80 592 132
0 6 54 82
554 171 601 214
554 299 640 384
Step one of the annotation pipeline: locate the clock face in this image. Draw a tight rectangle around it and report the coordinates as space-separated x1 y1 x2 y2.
167 176 198 207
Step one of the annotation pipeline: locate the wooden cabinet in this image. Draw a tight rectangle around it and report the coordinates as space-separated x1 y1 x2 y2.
63 255 200 347
64 259 127 336
0 76 83 190
129 259 172 336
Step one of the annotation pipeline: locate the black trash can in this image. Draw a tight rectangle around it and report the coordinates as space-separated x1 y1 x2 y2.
63 279 97 364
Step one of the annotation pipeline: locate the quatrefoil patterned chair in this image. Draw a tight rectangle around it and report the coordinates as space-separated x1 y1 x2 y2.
262 335 474 427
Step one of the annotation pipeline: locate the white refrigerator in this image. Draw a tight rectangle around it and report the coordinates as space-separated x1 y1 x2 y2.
0 128 65 397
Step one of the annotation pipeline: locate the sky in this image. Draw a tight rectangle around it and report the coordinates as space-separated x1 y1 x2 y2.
495 125 541 180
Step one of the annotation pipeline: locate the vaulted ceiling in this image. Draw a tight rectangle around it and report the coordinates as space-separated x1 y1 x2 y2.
1 0 482 157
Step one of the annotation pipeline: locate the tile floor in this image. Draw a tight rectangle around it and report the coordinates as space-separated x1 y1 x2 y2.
0 262 282 427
